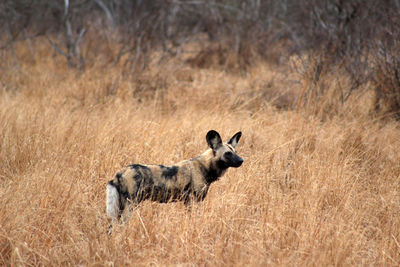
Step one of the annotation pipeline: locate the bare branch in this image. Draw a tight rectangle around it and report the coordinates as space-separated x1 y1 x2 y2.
94 0 114 25
47 37 68 59
64 0 69 17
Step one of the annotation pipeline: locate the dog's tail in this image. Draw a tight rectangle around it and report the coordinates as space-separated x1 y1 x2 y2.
106 181 119 233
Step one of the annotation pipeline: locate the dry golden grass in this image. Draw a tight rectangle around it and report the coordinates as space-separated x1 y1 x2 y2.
0 41 399 266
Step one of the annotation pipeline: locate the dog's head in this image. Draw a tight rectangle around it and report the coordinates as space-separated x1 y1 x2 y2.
206 130 243 168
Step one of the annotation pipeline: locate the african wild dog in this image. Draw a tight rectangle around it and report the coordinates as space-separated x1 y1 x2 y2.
106 130 243 230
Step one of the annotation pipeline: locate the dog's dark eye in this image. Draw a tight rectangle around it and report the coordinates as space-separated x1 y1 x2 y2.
224 151 233 157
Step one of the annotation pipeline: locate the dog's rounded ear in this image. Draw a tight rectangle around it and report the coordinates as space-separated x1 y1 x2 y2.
228 131 242 148
206 130 222 150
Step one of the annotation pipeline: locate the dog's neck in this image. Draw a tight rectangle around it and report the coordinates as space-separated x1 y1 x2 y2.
195 149 228 184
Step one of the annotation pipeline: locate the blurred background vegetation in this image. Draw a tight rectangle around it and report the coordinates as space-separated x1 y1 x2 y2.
1 0 400 117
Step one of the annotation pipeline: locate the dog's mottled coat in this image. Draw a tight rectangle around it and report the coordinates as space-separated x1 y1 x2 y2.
106 130 243 230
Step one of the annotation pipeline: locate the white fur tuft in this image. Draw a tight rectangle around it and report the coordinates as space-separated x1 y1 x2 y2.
106 184 119 219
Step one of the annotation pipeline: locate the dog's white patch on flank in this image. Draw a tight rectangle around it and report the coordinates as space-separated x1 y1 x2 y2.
106 184 119 219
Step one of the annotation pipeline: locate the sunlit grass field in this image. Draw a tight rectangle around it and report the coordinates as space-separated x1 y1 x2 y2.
0 41 399 266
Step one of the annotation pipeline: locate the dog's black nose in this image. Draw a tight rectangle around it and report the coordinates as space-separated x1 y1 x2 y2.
234 156 243 167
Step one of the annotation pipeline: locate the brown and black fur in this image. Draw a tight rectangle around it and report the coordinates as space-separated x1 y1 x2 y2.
106 130 243 230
